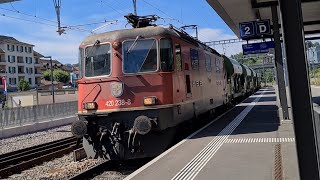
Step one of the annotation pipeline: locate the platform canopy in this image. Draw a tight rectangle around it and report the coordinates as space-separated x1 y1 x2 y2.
206 0 320 37
0 0 20 4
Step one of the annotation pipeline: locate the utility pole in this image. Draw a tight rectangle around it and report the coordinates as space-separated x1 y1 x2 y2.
43 56 55 104
133 0 137 15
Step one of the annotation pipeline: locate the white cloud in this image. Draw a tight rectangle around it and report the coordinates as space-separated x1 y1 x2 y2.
10 25 84 64
0 14 127 64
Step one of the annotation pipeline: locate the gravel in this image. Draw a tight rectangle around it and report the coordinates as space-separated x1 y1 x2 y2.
0 125 73 155
6 152 102 180
93 169 135 180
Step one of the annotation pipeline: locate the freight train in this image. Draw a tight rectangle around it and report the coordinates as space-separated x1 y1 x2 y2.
71 14 261 160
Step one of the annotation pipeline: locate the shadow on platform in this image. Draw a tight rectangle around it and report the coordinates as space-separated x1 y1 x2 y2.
255 92 275 95
190 92 279 139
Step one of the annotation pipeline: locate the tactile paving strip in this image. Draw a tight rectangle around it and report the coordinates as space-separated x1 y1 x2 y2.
274 144 284 180
225 138 295 143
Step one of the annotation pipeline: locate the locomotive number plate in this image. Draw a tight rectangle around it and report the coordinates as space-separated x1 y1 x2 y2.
106 99 131 107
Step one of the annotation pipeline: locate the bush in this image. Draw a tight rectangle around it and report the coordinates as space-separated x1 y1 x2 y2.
54 70 70 83
43 70 52 81
18 79 30 91
43 69 70 83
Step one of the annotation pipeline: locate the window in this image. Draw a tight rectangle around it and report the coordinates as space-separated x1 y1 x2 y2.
8 56 15 63
123 39 157 73
160 39 174 71
28 47 32 53
9 67 16 74
78 48 83 78
7 44 14 52
205 54 212 72
190 49 199 70
18 67 24 73
25 47 27 52
26 67 33 74
28 78 32 84
9 78 16 85
85 44 111 77
20 46 23 52
175 44 182 71
25 57 32 64
186 75 191 94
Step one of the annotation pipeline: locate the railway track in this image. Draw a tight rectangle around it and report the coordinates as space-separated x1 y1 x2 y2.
69 158 151 180
0 136 81 178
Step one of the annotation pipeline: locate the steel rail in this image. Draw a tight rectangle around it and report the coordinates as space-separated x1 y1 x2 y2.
0 136 80 178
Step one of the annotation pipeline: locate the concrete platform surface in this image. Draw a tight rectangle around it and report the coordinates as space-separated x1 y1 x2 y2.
125 87 299 180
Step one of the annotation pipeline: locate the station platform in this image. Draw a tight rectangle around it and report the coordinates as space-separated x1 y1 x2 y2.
125 87 299 180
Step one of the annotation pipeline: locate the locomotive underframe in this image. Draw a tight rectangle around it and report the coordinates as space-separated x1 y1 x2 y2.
78 106 180 160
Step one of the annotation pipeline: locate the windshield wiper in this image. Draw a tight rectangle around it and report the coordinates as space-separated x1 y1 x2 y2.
127 35 142 54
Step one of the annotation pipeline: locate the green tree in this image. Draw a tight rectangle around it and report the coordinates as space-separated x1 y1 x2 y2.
43 69 70 83
230 52 263 66
53 69 70 83
43 70 52 81
18 79 30 91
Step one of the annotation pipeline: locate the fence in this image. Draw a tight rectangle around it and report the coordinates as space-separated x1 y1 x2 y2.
0 101 78 129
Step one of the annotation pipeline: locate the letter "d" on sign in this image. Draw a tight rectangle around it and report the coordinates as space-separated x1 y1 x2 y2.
259 25 267 33
256 20 271 36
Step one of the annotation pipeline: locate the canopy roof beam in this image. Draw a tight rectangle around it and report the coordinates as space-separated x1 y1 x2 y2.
251 0 320 8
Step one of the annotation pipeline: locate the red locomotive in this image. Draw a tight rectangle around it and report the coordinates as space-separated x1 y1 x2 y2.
71 15 257 160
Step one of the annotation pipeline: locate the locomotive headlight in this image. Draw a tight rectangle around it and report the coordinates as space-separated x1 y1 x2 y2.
143 97 157 106
83 102 97 110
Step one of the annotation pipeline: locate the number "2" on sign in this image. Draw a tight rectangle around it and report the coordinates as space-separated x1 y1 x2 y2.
244 26 251 35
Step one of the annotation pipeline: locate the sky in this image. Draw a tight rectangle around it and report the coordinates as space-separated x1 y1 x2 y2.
0 0 241 64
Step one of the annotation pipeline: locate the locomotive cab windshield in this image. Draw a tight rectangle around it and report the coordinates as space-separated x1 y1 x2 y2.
84 43 111 77
123 38 174 74
123 38 158 73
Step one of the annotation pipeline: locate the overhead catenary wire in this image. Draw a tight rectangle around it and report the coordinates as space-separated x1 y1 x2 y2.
103 0 127 17
0 13 91 33
0 6 116 33
0 13 57 27
140 0 186 26
0 6 59 25
0 6 89 32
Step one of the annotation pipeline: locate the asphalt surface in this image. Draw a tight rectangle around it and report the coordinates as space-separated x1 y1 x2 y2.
126 87 298 180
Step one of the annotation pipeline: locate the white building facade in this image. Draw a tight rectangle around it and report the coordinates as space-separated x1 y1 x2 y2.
0 35 42 91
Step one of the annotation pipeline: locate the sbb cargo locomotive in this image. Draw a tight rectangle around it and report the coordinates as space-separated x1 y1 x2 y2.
71 15 261 160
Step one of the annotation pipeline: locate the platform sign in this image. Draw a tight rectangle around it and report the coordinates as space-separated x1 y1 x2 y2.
256 20 271 36
242 41 275 55
239 22 255 38
240 20 272 39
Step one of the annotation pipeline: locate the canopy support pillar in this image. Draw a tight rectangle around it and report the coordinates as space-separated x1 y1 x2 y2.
278 0 320 179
